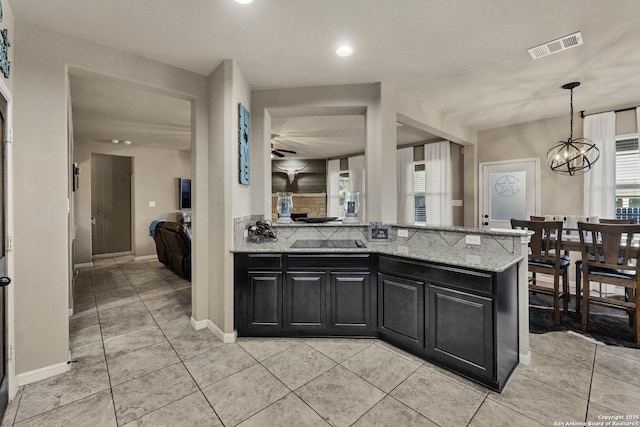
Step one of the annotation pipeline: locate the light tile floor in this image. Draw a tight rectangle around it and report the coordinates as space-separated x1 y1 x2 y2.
2 256 640 426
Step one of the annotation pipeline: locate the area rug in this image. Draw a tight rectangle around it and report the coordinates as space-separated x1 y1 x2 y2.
528 293 639 348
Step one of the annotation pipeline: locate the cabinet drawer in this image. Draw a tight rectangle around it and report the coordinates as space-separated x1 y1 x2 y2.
247 254 282 270
379 256 494 295
287 254 370 270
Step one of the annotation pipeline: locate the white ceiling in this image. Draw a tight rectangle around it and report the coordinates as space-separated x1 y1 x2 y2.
70 75 191 151
18 0 640 138
270 115 438 159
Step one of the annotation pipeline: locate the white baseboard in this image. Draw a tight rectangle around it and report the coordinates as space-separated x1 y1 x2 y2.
519 351 531 365
68 308 73 316
191 317 236 343
17 360 71 386
190 317 208 330
134 255 158 261
93 251 132 259
74 262 93 269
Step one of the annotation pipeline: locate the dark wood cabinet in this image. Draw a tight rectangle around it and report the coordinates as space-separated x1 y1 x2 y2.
426 284 494 380
235 251 518 392
377 254 518 391
248 272 282 329
378 273 424 350
330 272 370 330
235 253 375 336
285 271 326 329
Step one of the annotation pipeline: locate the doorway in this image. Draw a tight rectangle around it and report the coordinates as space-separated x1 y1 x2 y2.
479 158 540 229
91 153 133 256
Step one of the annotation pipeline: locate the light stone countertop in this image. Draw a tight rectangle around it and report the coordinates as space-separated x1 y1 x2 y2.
233 237 523 273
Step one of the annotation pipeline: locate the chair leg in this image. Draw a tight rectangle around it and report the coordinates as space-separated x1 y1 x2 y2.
553 272 560 325
575 262 581 314
562 268 569 314
581 274 589 332
626 287 635 327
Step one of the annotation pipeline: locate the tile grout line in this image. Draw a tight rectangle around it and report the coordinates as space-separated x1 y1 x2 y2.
465 394 489 427
15 267 117 426
86 259 194 424
108 261 206 426
584 345 598 423
92 261 129 426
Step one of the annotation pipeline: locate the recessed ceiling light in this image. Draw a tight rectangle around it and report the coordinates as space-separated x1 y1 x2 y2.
111 139 119 144
234 0 253 4
122 140 132 145
336 46 354 57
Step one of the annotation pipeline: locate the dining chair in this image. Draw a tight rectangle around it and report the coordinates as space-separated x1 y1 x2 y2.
511 219 570 324
530 216 545 221
577 222 640 345
576 218 637 311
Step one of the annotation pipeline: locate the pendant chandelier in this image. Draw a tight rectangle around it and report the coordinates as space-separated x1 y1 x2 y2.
547 82 599 176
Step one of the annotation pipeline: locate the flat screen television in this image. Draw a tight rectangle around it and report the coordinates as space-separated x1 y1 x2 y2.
179 178 191 210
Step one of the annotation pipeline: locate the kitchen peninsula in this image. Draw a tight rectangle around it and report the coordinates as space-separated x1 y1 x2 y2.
233 220 530 392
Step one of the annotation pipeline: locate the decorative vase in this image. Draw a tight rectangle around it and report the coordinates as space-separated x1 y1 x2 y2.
276 192 293 224
343 191 360 224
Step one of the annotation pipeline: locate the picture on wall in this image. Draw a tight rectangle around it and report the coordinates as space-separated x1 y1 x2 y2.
239 103 250 185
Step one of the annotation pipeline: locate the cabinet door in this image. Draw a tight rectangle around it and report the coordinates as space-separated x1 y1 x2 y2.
248 272 282 330
285 272 326 329
378 273 424 349
427 284 494 379
330 272 370 330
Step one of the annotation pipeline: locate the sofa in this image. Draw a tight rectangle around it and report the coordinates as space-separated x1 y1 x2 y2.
151 221 192 280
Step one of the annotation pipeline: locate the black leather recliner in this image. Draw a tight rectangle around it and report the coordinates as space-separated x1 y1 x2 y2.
152 221 192 280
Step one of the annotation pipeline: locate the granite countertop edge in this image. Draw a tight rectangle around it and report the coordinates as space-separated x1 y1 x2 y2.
231 243 523 273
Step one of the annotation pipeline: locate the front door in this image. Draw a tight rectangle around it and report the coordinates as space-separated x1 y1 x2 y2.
479 158 540 229
0 92 10 419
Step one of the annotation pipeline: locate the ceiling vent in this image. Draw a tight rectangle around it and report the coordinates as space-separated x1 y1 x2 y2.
528 32 583 60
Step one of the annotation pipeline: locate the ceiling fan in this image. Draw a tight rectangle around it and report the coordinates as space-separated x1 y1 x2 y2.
271 134 297 158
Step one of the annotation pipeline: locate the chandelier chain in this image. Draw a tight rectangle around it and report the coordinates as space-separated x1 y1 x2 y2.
569 87 574 141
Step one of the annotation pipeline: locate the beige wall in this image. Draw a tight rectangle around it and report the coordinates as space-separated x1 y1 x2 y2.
208 60 251 336
476 115 585 217
252 84 476 226
13 19 208 376
74 142 191 265
617 109 637 136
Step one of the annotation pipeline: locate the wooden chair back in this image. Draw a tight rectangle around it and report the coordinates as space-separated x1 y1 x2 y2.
577 222 640 280
511 219 563 266
530 216 545 221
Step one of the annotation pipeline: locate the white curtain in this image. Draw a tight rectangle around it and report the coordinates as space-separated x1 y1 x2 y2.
425 141 453 225
583 112 616 218
348 155 366 222
396 147 414 224
326 159 341 217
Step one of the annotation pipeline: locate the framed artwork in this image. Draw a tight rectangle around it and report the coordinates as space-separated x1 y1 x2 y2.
238 103 250 185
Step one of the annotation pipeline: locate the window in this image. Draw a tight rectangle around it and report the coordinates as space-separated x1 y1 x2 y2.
338 171 350 218
615 136 640 222
413 162 427 224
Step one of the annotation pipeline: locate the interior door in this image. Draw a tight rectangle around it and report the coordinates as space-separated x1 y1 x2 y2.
0 92 10 419
479 158 539 229
91 154 133 255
